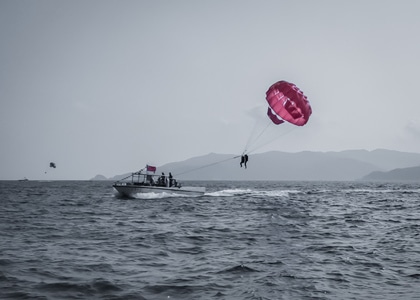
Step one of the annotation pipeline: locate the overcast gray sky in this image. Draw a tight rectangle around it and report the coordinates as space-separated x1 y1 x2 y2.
1 0 420 180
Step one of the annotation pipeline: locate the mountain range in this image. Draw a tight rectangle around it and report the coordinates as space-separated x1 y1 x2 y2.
92 149 420 181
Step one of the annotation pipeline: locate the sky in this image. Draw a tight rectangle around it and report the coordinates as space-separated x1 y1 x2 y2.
1 0 420 180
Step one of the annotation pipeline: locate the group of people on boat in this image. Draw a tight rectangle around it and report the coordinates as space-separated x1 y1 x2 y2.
152 172 178 187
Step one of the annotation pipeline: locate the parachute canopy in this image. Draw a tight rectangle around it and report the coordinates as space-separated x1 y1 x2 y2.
266 81 312 126
50 162 56 168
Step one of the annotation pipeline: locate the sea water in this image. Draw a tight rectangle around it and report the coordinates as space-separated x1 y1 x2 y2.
1 180 419 300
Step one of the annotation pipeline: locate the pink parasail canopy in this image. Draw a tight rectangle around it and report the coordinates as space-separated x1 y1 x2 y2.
266 81 312 126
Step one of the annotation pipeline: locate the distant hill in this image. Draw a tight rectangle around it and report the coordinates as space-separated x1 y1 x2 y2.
361 165 420 181
93 149 420 181
90 174 108 181
327 149 420 170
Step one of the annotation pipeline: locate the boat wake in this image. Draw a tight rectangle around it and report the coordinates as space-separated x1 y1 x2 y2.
118 188 300 199
132 191 203 199
206 188 299 198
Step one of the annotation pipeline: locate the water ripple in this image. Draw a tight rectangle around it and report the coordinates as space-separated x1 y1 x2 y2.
1 180 420 299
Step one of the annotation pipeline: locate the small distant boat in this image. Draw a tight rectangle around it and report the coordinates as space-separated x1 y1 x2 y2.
112 166 205 197
18 177 29 182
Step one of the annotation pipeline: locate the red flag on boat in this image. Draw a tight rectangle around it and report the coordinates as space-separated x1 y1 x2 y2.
146 165 156 173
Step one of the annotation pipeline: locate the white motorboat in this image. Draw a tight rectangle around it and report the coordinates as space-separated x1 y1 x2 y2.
112 167 205 197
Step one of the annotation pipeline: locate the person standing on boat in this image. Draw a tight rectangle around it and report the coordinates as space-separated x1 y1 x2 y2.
159 172 166 186
169 172 174 187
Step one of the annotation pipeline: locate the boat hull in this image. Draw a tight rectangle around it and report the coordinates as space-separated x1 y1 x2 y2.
113 184 205 197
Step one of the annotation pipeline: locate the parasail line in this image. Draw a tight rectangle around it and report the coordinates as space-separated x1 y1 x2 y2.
174 156 240 177
242 118 266 155
245 126 297 155
242 119 272 155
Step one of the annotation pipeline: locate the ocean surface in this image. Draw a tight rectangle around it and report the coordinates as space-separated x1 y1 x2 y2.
1 180 420 300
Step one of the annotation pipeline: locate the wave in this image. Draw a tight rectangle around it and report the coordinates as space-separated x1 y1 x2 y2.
3 180 419 300
220 264 259 273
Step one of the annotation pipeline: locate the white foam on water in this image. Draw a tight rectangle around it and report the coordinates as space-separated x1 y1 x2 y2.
207 188 299 198
133 192 199 199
